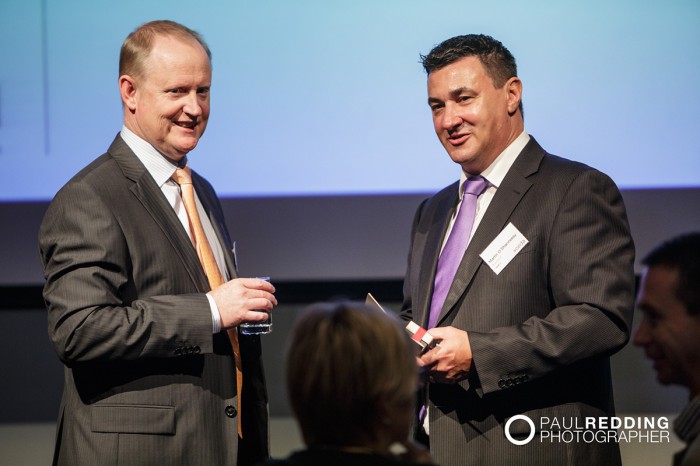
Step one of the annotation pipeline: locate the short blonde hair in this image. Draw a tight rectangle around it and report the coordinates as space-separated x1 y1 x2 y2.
286 302 418 446
119 20 211 79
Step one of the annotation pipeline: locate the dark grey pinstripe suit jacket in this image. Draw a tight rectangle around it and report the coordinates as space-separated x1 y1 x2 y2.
39 135 268 466
400 137 635 466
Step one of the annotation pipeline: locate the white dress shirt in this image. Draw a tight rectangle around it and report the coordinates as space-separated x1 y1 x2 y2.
120 126 226 333
440 131 530 252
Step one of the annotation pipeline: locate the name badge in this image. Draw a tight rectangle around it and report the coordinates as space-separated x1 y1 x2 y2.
480 222 529 275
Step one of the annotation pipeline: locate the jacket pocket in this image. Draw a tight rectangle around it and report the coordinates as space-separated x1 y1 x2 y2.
91 404 175 434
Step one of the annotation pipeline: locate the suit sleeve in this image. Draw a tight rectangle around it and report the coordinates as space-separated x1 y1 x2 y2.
39 181 215 365
468 169 635 394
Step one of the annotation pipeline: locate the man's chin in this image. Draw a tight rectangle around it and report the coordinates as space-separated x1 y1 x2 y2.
171 140 200 158
447 152 474 166
157 146 191 163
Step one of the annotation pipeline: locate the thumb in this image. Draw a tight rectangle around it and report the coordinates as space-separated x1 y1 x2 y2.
426 326 450 339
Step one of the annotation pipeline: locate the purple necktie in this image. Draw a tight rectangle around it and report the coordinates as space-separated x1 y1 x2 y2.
428 176 489 328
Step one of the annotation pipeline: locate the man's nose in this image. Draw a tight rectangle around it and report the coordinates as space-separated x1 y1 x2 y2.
632 320 649 347
440 104 461 130
183 92 203 117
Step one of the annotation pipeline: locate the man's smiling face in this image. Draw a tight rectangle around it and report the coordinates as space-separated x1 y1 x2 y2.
123 35 211 162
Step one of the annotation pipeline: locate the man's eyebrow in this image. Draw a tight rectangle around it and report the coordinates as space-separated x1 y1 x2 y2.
449 86 473 98
428 86 475 104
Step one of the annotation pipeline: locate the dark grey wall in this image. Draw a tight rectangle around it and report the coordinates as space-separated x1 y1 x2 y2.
3 188 700 285
2 188 700 422
0 308 63 422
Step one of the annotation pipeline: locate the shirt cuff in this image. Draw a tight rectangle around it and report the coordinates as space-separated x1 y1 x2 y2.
206 293 222 334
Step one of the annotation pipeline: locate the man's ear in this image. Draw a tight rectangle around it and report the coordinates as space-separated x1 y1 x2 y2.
119 75 138 111
505 76 522 115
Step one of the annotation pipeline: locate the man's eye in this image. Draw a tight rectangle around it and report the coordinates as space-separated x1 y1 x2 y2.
646 313 660 327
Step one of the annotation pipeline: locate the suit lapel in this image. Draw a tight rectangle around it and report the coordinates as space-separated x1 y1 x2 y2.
210 216 238 280
191 174 239 280
435 139 545 326
108 135 210 292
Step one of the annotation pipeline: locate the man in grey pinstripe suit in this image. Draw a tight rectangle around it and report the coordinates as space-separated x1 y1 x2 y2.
400 34 635 465
39 20 276 465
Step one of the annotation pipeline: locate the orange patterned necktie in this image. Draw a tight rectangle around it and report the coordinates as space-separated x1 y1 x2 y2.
173 165 244 437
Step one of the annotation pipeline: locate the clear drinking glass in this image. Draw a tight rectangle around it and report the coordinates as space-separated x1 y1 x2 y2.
239 277 272 335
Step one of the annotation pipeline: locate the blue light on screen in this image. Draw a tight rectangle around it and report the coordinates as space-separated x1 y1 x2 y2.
1 0 698 201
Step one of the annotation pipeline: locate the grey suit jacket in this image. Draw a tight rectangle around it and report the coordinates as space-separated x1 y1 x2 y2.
400 138 635 466
39 135 268 466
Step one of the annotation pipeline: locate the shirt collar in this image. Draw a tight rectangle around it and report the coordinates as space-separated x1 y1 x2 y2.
458 131 530 198
120 126 182 187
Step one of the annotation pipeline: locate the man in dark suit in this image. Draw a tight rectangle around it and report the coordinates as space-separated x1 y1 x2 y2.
634 232 700 466
39 20 276 466
400 34 635 465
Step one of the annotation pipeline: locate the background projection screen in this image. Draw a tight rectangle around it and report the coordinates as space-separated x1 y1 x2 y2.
1 0 699 202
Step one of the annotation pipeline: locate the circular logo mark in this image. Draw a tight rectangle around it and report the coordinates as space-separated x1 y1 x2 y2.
505 414 536 445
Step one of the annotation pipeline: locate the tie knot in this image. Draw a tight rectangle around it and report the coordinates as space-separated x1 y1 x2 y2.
463 175 488 197
173 166 193 186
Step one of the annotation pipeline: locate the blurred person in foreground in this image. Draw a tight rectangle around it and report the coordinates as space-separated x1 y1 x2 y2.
634 232 700 466
260 302 435 466
39 20 276 465
400 33 636 465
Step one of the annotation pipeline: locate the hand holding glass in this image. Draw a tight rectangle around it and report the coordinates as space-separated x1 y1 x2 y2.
240 277 272 335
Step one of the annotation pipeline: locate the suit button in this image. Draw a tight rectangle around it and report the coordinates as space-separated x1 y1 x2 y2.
498 379 506 388
193 346 201 354
225 405 237 418
506 379 514 387
174 348 183 356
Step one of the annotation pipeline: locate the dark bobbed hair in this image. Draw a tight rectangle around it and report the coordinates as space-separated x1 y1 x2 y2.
285 302 418 447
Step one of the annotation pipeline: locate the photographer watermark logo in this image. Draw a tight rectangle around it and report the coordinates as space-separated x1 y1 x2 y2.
504 415 536 445
504 415 670 446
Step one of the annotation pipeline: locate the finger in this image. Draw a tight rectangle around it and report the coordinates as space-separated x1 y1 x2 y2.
426 326 448 339
248 297 275 311
245 278 275 292
418 352 432 366
419 351 439 368
245 288 277 304
419 345 439 365
256 290 277 306
245 309 271 322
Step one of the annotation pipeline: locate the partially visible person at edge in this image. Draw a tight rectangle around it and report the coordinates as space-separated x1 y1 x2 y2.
39 20 276 465
634 232 700 466
258 302 436 466
400 33 636 465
